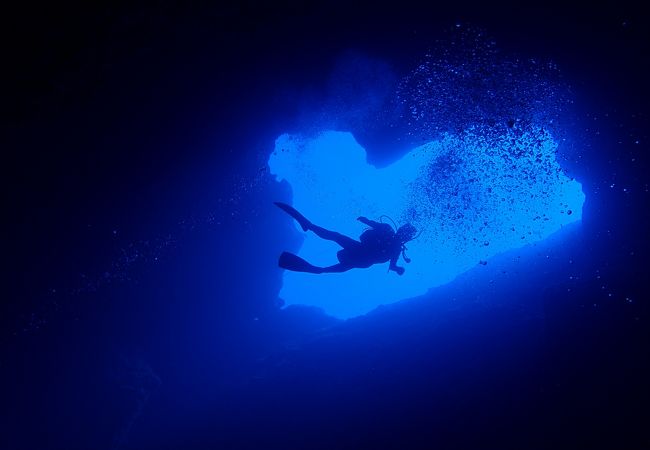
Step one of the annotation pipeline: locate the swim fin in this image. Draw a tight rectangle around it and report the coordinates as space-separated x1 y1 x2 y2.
278 251 323 274
274 202 312 231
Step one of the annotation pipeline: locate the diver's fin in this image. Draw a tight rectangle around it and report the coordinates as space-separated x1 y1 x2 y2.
278 251 322 273
274 202 312 231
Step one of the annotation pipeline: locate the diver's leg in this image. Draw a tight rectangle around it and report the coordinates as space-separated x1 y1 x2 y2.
274 202 358 248
278 251 323 273
309 224 359 248
274 202 312 231
319 263 353 273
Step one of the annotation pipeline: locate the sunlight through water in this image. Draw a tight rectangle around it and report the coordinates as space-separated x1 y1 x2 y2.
270 127 584 318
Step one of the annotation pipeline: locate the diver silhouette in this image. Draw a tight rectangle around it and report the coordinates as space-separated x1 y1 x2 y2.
275 202 417 275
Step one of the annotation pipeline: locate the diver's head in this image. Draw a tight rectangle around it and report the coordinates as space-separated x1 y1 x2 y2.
396 223 417 243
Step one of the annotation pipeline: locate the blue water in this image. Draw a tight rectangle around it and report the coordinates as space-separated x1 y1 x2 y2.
266 30 586 318
3 9 648 450
270 128 584 317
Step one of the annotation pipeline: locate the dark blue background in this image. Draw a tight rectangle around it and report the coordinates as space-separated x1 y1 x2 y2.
2 2 648 449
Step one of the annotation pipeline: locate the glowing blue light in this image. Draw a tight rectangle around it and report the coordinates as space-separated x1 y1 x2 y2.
269 128 584 318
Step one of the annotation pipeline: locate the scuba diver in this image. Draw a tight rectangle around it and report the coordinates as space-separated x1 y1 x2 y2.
275 202 417 275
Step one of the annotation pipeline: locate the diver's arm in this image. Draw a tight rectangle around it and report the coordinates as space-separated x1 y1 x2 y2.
389 254 405 275
401 246 411 263
357 216 383 228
